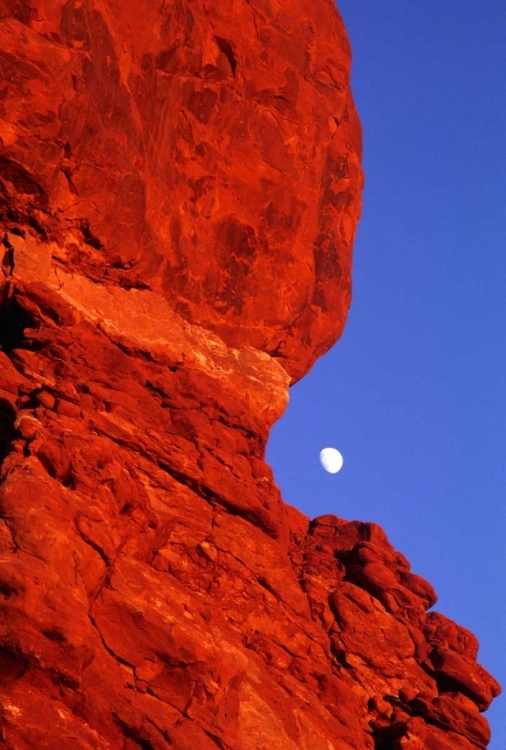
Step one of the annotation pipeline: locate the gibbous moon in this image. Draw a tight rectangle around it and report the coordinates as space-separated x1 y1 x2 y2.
319 447 343 474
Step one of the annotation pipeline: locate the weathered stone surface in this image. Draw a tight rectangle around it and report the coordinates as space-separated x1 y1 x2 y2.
0 0 362 382
0 282 501 749
0 0 500 749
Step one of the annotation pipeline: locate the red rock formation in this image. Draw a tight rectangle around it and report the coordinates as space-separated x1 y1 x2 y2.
0 1 499 749
0 0 362 382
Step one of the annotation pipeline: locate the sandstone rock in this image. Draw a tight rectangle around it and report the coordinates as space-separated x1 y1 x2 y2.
0 283 500 747
0 0 500 748
0 0 363 382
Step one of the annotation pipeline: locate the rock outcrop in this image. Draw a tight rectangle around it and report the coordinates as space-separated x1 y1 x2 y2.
0 1 499 749
0 0 362 383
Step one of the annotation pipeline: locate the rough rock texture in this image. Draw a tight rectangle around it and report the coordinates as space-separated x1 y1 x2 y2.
0 0 362 382
0 1 500 750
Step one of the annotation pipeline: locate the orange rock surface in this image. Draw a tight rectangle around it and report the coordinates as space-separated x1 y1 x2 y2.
0 0 362 382
0 1 500 749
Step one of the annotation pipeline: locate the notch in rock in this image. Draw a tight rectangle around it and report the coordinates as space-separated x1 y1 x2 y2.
1 234 15 276
0 398 16 470
79 219 104 250
0 293 38 352
214 37 237 76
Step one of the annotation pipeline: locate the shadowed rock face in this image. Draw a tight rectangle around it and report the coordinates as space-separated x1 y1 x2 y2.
0 2 500 749
0 0 362 382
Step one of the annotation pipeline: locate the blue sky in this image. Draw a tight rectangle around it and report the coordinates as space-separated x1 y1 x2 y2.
267 1 506 745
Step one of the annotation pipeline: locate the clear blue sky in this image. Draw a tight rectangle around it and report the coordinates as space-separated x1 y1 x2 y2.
267 1 506 745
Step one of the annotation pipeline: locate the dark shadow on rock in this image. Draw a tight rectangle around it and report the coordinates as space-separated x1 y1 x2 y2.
0 294 35 352
0 398 16 468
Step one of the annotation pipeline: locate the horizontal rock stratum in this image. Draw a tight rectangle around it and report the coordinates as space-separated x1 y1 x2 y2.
0 1 500 748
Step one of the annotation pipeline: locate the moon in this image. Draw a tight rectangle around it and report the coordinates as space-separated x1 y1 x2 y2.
319 447 343 474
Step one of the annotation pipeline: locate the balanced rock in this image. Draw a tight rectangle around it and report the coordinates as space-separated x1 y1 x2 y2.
0 1 499 749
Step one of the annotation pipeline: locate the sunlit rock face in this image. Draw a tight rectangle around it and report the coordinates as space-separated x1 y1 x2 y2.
0 1 500 749
0 0 362 382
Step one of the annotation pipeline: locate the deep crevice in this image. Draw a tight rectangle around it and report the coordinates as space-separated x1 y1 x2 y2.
75 518 111 566
0 398 16 470
2 233 15 275
112 713 156 750
0 295 37 352
0 580 18 598
214 37 237 76
371 722 408 750
0 645 29 683
79 219 104 250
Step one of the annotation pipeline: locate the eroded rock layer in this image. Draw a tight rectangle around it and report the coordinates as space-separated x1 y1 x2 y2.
0 283 500 750
0 1 500 749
